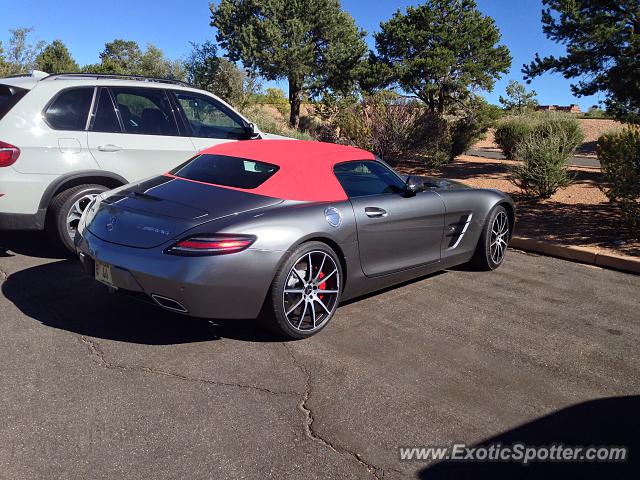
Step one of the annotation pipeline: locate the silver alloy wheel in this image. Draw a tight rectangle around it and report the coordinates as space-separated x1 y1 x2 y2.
66 193 98 240
282 250 340 332
490 211 509 264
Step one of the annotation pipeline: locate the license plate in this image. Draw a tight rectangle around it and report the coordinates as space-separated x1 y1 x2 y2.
95 260 115 288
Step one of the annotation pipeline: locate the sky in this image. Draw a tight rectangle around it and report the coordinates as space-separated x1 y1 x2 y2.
0 0 602 111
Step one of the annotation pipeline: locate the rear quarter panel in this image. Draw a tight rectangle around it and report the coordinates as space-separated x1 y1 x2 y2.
174 198 362 293
0 82 100 175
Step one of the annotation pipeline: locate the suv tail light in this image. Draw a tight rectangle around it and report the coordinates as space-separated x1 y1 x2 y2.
165 234 256 256
0 141 20 167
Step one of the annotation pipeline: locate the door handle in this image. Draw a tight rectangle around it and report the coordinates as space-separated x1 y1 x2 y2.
97 144 123 152
365 207 387 218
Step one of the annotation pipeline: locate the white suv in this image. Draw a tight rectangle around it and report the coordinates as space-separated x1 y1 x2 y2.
0 71 270 252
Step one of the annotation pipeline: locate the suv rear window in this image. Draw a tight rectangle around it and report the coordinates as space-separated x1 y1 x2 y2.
44 87 94 130
0 84 28 120
170 154 279 189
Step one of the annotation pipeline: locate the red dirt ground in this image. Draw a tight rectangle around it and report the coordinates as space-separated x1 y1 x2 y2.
396 155 640 258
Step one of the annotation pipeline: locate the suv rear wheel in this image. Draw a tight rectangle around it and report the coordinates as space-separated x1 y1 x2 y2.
47 184 108 253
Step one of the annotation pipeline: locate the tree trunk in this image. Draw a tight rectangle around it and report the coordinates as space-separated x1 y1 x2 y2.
437 86 445 114
427 91 435 112
288 78 301 128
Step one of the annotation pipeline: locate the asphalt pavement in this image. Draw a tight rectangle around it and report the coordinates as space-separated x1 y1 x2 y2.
467 149 601 168
0 231 638 479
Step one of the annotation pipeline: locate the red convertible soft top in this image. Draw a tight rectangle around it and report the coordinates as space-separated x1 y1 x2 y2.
166 140 375 202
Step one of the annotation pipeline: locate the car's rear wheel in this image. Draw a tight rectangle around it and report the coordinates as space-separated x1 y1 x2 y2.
470 205 510 270
265 241 342 339
47 184 108 253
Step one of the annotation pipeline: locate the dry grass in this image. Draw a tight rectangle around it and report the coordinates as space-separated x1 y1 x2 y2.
396 155 640 257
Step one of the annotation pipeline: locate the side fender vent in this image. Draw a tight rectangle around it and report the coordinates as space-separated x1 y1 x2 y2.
446 214 473 250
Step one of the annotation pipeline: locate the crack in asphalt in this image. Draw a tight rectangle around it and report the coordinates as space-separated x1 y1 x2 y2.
283 343 387 480
2 271 299 398
2 268 395 478
77 335 299 397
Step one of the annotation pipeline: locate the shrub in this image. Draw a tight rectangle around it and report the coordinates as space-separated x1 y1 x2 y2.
597 128 640 235
494 115 537 159
423 149 451 170
264 87 290 118
241 105 315 141
331 92 450 168
535 113 584 157
366 96 450 164
510 131 575 198
494 112 584 160
311 93 497 170
449 99 502 159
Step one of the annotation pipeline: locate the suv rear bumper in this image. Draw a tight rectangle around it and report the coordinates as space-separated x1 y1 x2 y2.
0 210 46 230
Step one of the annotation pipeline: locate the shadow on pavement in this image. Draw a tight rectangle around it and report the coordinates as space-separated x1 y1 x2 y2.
1 257 283 345
420 395 639 480
0 231 68 259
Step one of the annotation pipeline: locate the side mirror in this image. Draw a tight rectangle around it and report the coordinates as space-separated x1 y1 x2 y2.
245 122 261 140
404 175 425 195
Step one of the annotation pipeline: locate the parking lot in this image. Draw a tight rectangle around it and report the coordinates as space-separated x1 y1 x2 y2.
1 232 639 479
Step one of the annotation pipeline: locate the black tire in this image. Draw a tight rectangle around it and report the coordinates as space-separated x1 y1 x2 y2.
46 184 108 253
264 241 343 339
470 205 510 270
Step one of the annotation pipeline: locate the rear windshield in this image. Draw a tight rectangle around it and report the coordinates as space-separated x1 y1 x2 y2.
0 84 28 120
170 154 279 189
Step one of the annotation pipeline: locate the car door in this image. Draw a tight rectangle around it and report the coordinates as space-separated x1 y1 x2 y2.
334 160 445 277
87 87 196 182
170 90 251 151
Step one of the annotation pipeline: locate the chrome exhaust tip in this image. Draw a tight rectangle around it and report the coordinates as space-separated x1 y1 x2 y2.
151 294 188 313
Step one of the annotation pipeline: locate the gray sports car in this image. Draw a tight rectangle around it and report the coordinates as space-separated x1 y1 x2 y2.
76 140 514 338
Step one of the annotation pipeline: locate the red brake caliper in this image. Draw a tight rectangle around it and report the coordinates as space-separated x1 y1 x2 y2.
318 271 326 300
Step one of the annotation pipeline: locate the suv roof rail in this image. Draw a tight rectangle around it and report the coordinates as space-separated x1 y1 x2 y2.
1 70 49 80
41 72 192 87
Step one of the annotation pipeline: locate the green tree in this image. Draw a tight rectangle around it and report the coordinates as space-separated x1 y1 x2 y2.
0 42 9 77
499 80 538 113
184 41 259 107
355 52 395 95
2 27 45 74
35 39 79 73
523 0 640 123
583 106 610 119
185 40 221 90
139 44 186 80
84 40 183 80
264 87 287 105
374 0 511 114
210 0 368 127
97 39 143 74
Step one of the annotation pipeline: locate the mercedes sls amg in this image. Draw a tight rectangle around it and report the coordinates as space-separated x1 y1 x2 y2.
76 140 514 338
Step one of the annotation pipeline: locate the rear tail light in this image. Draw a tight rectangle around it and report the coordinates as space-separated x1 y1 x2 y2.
166 234 256 256
0 141 20 167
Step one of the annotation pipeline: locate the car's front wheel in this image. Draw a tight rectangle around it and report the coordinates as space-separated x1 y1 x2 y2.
470 205 510 270
47 184 108 253
265 241 343 339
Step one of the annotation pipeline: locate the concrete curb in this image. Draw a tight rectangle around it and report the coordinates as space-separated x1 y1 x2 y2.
510 237 640 275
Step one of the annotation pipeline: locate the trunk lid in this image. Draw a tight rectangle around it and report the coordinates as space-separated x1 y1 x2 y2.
87 175 282 248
